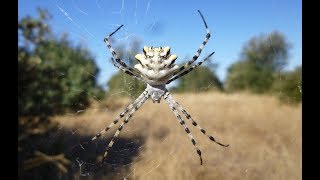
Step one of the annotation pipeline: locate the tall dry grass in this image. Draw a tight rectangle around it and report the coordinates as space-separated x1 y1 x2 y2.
54 92 301 180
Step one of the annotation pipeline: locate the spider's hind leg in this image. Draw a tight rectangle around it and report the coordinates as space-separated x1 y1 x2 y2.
163 92 203 165
166 93 229 147
104 25 142 77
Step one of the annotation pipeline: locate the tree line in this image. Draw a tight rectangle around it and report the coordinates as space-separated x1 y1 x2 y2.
108 31 301 103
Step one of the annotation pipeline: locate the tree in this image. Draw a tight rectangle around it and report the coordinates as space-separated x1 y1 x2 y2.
225 31 291 93
242 31 290 71
272 66 302 103
18 8 104 118
224 61 274 93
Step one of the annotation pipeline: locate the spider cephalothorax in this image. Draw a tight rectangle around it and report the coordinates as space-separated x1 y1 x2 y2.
92 10 228 166
134 46 179 85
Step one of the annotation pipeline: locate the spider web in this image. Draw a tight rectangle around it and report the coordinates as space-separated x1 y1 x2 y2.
19 1 301 179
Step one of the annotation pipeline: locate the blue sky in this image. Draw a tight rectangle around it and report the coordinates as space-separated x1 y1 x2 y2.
18 0 302 88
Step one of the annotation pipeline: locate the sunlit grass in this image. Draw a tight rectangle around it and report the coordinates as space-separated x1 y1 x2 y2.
54 92 301 180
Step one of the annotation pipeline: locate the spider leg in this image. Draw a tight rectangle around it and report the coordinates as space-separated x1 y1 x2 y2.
166 52 214 84
91 90 148 141
101 91 149 163
111 57 144 82
104 25 141 77
163 92 203 165
166 93 229 147
172 10 211 77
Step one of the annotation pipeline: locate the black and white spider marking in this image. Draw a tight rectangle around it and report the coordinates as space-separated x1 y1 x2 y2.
92 10 229 165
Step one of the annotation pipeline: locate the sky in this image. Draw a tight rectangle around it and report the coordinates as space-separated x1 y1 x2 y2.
18 0 302 88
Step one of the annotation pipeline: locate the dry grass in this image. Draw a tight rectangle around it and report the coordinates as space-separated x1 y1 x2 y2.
54 92 301 180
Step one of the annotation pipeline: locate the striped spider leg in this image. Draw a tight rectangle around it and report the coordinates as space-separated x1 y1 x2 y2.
101 91 149 163
104 25 142 78
165 92 229 147
110 57 145 82
171 10 211 78
163 92 228 165
91 90 149 163
163 92 204 164
166 51 215 84
91 90 148 142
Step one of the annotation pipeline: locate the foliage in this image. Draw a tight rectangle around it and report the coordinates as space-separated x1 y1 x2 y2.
18 8 52 46
272 66 302 103
240 31 290 71
171 64 223 93
224 61 274 93
225 31 291 93
18 8 104 118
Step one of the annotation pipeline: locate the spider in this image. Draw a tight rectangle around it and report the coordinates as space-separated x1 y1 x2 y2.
91 10 229 165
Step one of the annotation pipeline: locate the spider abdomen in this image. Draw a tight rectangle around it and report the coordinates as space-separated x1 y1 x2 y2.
134 46 179 85
134 63 179 85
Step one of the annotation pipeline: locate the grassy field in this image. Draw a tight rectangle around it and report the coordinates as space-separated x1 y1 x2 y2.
54 92 301 180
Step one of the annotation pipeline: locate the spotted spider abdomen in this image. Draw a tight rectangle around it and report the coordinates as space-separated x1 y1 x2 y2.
134 46 179 85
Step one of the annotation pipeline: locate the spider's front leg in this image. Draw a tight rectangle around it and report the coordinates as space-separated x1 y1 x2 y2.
111 57 144 82
166 51 215 84
104 25 141 78
163 92 203 165
171 10 211 77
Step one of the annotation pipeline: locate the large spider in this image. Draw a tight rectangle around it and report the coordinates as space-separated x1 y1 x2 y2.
92 10 229 165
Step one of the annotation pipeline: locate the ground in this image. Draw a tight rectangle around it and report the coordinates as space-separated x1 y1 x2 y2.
53 92 302 180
